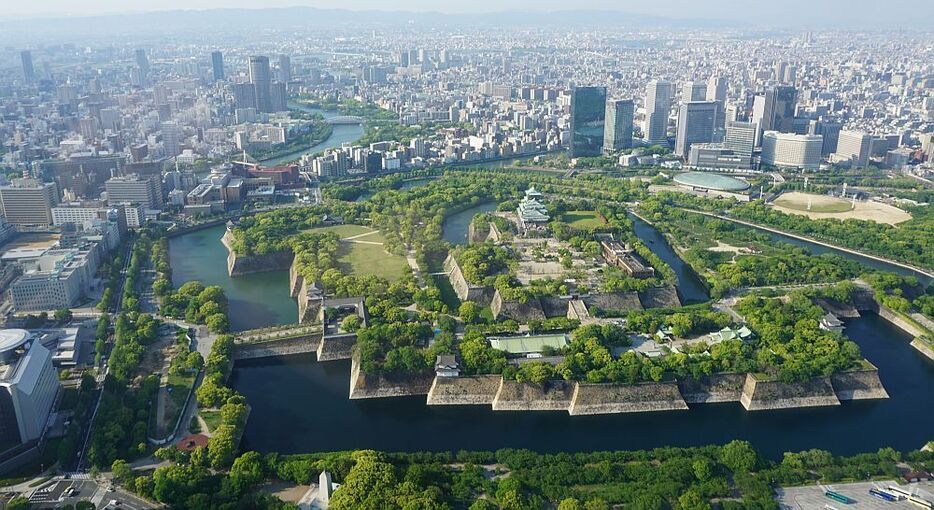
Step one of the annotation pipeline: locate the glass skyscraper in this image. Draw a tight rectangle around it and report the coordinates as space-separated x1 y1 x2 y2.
570 86 607 157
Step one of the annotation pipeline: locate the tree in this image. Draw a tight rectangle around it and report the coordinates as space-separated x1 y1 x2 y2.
329 450 399 510
54 308 74 322
693 458 712 481
721 440 757 473
111 459 132 484
185 351 204 371
7 496 30 510
458 301 481 324
206 313 229 334
230 451 265 493
559 498 583 510
207 424 239 468
584 499 610 510
341 314 362 333
678 490 710 510
76 502 96 510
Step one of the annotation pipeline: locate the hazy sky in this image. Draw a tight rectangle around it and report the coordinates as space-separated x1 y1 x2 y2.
2 0 930 25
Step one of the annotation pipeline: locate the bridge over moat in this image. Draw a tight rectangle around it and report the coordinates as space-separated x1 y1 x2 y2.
232 323 356 362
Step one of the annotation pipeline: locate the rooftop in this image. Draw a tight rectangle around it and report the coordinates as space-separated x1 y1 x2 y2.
488 333 569 354
673 172 751 192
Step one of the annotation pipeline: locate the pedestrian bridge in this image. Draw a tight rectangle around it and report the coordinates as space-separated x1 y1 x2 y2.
325 116 363 125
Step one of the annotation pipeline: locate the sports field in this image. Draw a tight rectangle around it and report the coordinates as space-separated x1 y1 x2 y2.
306 225 409 280
562 210 606 229
771 192 911 225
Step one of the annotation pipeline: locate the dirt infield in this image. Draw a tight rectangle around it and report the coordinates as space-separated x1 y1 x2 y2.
771 192 912 225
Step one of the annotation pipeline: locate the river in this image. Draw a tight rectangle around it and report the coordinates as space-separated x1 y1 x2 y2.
232 312 934 460
259 104 364 166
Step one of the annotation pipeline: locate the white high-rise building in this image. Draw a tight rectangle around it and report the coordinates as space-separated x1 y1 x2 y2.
834 130 872 167
761 131 823 170
0 330 60 447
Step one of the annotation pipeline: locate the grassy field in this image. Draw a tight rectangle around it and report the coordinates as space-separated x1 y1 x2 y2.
307 224 409 281
199 409 223 433
771 192 912 225
562 210 606 229
773 192 854 213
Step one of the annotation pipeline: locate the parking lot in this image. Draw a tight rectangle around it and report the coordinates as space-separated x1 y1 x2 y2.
777 480 934 510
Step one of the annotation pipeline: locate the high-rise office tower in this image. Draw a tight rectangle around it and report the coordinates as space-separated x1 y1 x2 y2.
20 50 35 84
569 86 607 157
278 54 291 83
270 82 288 112
723 121 758 163
681 82 707 103
211 51 225 81
675 101 718 158
135 49 150 83
706 76 727 102
233 82 257 110
398 51 410 67
706 75 728 129
603 99 634 152
249 56 272 113
161 121 182 157
644 80 673 145
751 85 797 145
808 120 843 156
835 130 872 167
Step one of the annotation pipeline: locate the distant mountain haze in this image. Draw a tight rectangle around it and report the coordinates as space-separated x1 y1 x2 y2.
0 1 926 28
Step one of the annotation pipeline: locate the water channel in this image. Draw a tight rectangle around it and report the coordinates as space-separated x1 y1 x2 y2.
233 312 934 459
259 104 364 167
167 194 934 459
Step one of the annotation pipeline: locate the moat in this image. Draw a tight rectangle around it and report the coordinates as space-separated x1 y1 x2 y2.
231 313 933 459
168 199 934 459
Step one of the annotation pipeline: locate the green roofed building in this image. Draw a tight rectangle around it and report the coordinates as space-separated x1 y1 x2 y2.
708 326 754 343
488 333 569 354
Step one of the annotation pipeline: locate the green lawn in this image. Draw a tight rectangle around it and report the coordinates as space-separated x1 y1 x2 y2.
305 224 409 281
337 240 409 281
562 210 606 229
200 409 223 433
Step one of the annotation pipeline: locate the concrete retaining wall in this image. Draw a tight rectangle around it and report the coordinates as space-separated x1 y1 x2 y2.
317 334 356 362
877 306 927 338
232 335 321 361
444 253 494 306
348 354 434 399
678 373 746 404
739 373 840 411
909 339 934 362
224 230 294 276
491 379 574 411
568 381 689 415
426 375 501 405
830 366 889 400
